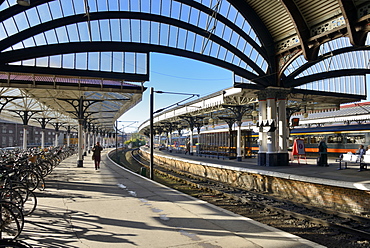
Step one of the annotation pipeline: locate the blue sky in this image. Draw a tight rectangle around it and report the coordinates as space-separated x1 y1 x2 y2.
118 53 233 133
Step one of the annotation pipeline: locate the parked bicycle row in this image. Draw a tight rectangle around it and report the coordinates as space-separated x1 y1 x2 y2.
0 146 76 247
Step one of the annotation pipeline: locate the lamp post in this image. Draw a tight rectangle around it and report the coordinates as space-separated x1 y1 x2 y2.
115 120 124 163
115 120 137 163
149 87 199 180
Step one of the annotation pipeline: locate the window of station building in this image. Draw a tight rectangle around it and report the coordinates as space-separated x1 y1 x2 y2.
2 136 6 146
2 126 6 134
327 135 343 143
8 136 13 147
346 135 365 144
8 129 13 134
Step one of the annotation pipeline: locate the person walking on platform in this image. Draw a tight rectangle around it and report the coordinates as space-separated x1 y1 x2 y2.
92 141 103 170
318 139 328 166
185 141 190 155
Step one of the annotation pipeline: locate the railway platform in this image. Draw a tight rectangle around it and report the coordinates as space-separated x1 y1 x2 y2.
17 148 324 248
152 149 370 191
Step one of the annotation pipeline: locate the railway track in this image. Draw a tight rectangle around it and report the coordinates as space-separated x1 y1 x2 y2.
128 149 370 247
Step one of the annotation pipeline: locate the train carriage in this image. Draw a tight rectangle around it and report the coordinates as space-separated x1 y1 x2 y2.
289 123 370 155
153 121 370 158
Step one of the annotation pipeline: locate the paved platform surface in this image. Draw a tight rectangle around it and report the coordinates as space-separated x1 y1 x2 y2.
17 149 324 248
153 149 370 191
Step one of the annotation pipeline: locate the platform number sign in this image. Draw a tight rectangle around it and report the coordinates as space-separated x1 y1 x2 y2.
292 139 305 155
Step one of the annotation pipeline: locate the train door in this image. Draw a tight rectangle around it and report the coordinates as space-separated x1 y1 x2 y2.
242 130 252 158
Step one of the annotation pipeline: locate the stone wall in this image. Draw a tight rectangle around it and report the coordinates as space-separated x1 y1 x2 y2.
141 150 370 215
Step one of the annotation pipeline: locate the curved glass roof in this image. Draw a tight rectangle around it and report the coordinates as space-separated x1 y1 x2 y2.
0 0 268 81
282 35 370 97
0 0 369 133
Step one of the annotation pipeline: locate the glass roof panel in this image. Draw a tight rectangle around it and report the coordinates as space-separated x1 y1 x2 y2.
180 4 191 22
295 51 369 79
3 17 17 37
62 54 74 69
132 0 141 12
113 52 124 73
50 55 62 68
66 24 79 42
73 0 85 14
142 0 150 13
318 37 351 56
297 75 366 96
0 23 7 41
37 4 52 23
97 0 109 11
0 1 10 11
75 53 87 69
48 1 63 19
171 1 181 20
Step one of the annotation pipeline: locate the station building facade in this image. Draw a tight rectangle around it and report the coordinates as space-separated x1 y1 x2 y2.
0 119 66 148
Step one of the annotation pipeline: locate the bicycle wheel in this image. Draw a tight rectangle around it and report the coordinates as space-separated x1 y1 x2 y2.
21 190 37 216
0 202 24 232
12 186 37 216
37 176 45 191
0 189 24 210
0 203 20 239
18 170 39 192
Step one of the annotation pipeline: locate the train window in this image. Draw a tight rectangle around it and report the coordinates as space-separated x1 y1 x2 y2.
346 135 365 144
251 137 258 144
327 135 343 143
310 135 325 144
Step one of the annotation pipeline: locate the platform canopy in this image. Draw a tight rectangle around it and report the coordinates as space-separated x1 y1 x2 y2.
0 0 369 133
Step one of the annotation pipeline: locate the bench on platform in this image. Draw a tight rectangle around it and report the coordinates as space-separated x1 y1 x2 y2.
338 153 368 171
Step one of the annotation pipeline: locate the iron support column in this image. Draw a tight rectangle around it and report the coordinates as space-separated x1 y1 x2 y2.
277 94 289 165
41 130 45 148
236 121 242 161
266 95 278 166
77 119 84 167
258 99 267 166
67 126 71 147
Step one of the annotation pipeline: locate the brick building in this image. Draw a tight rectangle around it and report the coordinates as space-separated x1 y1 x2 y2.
0 119 66 148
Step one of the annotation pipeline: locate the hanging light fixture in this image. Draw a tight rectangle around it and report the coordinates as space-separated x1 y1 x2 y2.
17 0 30 6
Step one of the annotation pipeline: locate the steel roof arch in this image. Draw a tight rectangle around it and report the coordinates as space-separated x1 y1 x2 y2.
284 45 370 87
0 42 268 87
0 0 369 132
0 13 266 78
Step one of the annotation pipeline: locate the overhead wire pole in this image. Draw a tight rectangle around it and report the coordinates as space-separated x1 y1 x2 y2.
150 87 154 179
115 120 138 163
149 87 199 180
